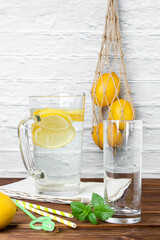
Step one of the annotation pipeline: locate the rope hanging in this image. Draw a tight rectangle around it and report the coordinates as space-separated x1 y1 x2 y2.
91 0 135 149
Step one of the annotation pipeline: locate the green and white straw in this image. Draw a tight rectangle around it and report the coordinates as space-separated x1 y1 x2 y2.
15 199 73 218
12 199 55 232
16 201 77 229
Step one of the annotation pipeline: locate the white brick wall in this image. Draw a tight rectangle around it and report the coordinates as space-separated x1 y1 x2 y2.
0 0 160 178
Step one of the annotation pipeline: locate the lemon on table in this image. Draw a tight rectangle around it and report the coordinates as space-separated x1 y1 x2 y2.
92 123 103 149
109 99 134 130
92 72 121 107
32 108 75 149
0 192 17 230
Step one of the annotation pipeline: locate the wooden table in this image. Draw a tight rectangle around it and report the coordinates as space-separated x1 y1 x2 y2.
0 178 160 240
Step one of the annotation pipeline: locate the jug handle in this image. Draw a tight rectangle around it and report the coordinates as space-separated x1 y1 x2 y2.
18 116 45 179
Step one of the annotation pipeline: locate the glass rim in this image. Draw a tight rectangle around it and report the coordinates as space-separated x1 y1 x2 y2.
103 120 142 123
29 93 85 99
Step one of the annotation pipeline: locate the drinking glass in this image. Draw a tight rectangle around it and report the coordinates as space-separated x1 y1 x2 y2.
103 120 142 224
18 94 85 197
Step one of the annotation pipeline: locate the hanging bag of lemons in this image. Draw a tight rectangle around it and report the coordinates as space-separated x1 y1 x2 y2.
91 0 135 150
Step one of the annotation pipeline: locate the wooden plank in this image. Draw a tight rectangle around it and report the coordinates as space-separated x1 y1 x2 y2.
0 178 160 239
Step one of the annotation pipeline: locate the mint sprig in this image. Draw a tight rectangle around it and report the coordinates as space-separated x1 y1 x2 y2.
88 212 98 225
70 193 114 225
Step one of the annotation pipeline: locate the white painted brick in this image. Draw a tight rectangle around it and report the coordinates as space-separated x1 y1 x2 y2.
118 0 160 33
0 57 159 80
0 151 24 169
0 127 19 151
0 0 159 177
142 151 160 175
0 33 74 56
73 33 160 59
74 0 160 33
0 80 77 106
0 0 159 34
143 128 160 151
0 105 29 127
0 57 97 79
0 0 75 32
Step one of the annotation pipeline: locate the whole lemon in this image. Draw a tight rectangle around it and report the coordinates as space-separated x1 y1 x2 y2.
109 99 134 130
92 123 103 149
0 192 17 230
107 123 123 148
92 72 121 107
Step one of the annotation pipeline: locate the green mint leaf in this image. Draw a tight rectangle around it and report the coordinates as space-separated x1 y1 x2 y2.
94 203 110 212
72 211 80 220
70 194 114 224
85 204 92 212
70 201 86 213
91 193 104 210
94 207 114 221
88 212 98 225
79 204 92 221
79 211 88 221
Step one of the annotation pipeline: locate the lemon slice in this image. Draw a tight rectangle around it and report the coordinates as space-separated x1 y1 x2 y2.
34 108 73 129
63 109 84 122
32 108 75 149
37 115 71 130
32 125 75 149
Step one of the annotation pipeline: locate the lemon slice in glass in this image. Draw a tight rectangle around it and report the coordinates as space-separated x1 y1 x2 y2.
32 108 75 149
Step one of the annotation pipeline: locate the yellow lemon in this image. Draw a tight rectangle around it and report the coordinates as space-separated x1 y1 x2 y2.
92 123 103 149
92 72 121 107
0 192 17 230
109 99 134 130
107 123 123 148
32 108 75 149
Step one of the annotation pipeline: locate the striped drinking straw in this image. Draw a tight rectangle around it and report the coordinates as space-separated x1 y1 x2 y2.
15 199 73 218
16 201 77 229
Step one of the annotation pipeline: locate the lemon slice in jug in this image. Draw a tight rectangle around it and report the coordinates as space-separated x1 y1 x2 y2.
63 109 84 122
32 108 75 149
33 108 73 130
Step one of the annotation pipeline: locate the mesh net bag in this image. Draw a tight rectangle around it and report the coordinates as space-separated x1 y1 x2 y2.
91 0 135 149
